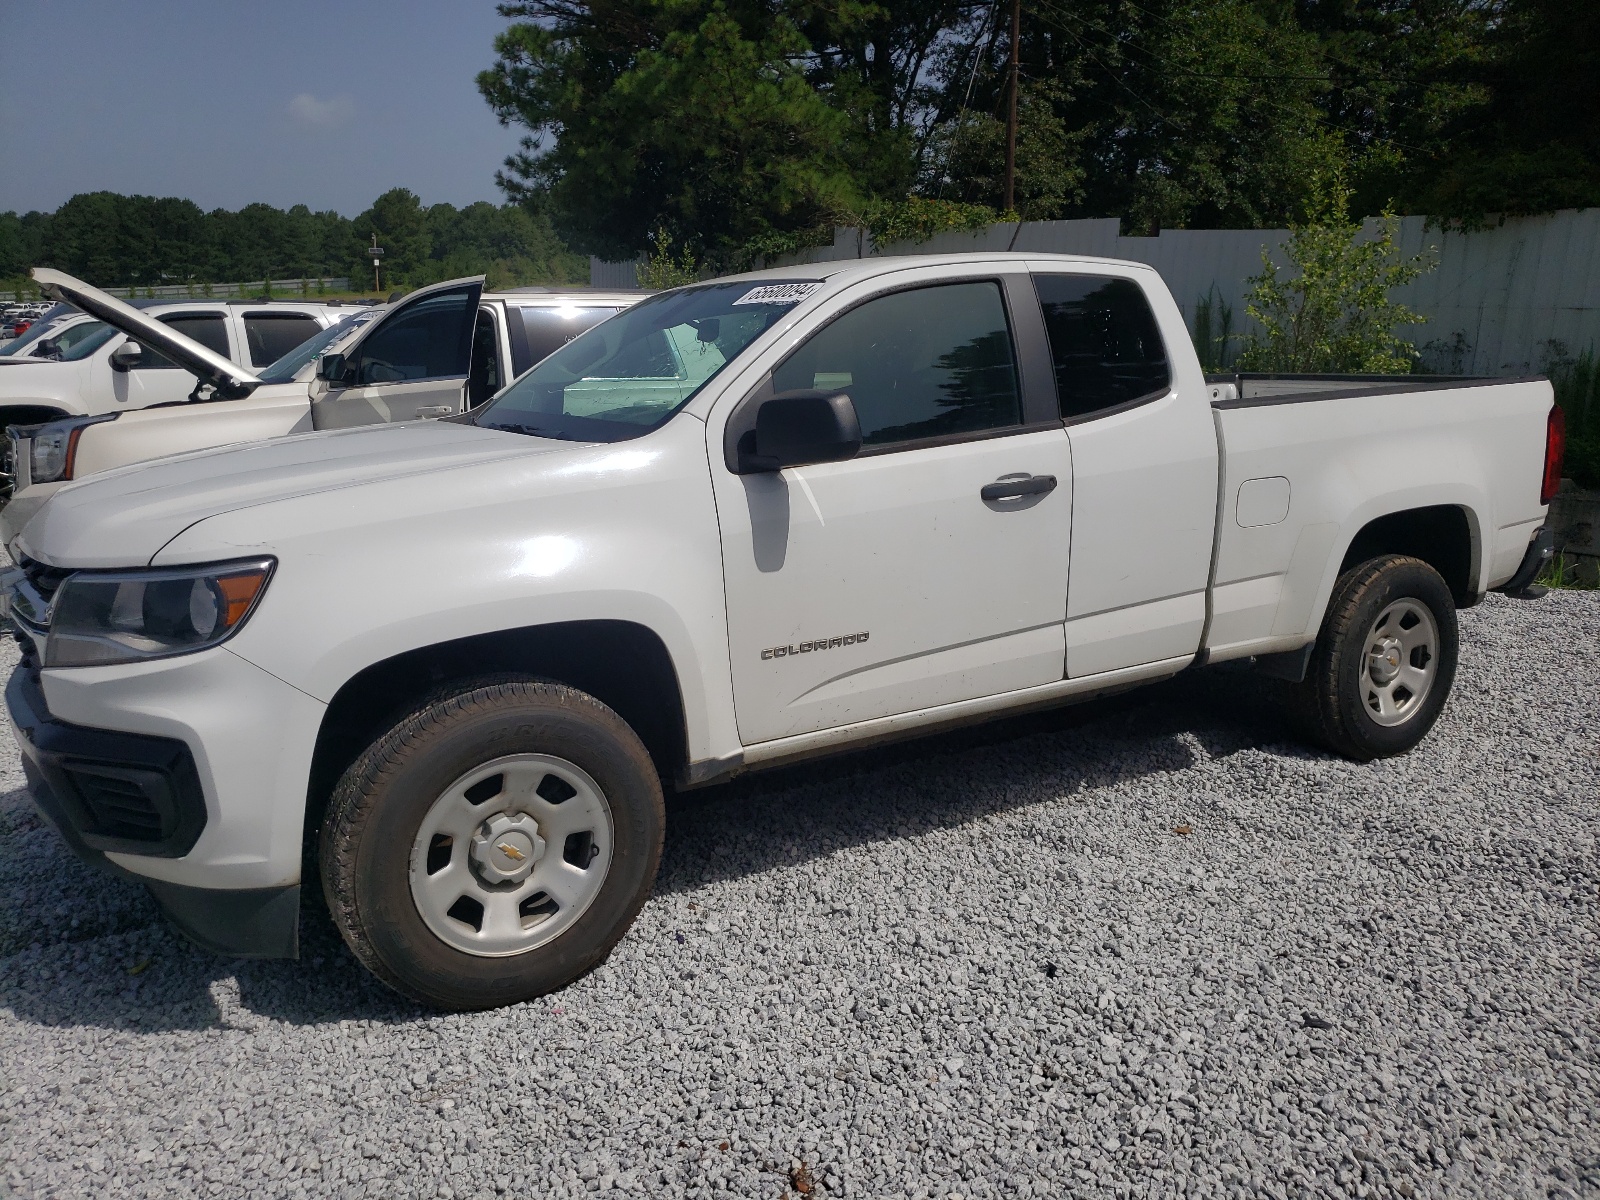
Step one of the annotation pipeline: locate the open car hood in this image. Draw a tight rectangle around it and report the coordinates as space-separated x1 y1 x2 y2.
30 268 261 398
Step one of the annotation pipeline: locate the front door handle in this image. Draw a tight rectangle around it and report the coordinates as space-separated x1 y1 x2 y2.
981 473 1058 502
416 405 454 419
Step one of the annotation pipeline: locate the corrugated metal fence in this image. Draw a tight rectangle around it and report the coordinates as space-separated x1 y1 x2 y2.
594 208 1600 375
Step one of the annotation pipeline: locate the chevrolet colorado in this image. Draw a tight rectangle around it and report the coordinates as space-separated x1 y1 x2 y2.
2 253 1562 1010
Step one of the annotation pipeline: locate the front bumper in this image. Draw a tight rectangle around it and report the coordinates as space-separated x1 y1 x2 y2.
4 647 325 958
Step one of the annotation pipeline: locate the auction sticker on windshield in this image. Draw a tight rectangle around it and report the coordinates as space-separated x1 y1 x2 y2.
732 282 824 306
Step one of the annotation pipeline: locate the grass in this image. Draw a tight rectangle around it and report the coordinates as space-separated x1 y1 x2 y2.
1535 552 1598 591
1192 287 1236 374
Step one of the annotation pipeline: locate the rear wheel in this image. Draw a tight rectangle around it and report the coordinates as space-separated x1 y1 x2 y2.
319 677 664 1010
1294 554 1458 761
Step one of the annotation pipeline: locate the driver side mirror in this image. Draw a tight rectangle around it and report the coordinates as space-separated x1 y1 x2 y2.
315 352 351 385
737 390 862 473
109 340 143 372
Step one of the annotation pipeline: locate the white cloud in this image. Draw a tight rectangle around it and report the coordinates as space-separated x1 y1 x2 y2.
288 93 355 128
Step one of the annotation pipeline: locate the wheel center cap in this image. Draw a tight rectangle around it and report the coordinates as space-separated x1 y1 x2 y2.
1368 636 1403 685
469 812 545 885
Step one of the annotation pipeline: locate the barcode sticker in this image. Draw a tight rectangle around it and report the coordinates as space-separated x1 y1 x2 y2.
732 282 825 306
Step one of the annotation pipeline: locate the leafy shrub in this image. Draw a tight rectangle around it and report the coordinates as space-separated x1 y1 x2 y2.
637 228 702 290
1237 170 1432 373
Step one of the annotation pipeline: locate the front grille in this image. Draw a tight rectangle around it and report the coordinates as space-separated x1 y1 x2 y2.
16 554 71 603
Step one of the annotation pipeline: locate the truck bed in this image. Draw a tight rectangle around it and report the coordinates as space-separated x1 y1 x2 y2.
1199 373 1554 664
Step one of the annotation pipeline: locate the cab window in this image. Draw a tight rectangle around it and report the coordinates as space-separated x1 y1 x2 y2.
513 306 622 375
771 281 1022 448
242 312 323 367
1033 274 1170 420
135 313 231 369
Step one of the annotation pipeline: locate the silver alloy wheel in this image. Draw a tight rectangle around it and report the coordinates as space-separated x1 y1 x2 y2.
1359 599 1439 727
408 754 613 957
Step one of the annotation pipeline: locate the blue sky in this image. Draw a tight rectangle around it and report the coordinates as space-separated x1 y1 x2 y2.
0 1 528 216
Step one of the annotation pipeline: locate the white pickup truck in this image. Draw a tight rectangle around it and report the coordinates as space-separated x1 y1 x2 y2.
2 253 1562 1011
0 270 648 539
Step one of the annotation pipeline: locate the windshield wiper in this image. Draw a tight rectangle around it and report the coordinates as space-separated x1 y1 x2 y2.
478 420 582 441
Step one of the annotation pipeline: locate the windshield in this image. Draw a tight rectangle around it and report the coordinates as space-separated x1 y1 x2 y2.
56 321 120 361
472 281 817 442
0 304 80 356
257 310 378 384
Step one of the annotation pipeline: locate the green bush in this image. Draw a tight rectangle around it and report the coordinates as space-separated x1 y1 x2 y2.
1238 170 1432 373
637 229 702 290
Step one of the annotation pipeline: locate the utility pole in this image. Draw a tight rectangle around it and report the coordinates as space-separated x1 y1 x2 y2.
369 233 386 294
1003 0 1020 213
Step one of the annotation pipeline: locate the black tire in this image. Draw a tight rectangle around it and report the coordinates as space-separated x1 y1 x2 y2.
1294 554 1459 761
319 677 664 1011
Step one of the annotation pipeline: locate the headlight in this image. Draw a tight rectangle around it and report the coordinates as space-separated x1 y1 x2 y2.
26 414 117 485
44 558 275 667
31 428 74 482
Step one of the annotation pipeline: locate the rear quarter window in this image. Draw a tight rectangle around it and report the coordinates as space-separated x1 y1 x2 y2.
136 312 231 369
513 306 622 375
1034 275 1170 420
242 312 323 367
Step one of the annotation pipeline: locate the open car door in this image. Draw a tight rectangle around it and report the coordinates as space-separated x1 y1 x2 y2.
310 277 484 429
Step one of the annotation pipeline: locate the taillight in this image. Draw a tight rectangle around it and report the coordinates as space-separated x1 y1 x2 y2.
1540 404 1565 505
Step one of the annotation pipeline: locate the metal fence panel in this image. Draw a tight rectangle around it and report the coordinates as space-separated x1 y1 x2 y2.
587 209 1600 376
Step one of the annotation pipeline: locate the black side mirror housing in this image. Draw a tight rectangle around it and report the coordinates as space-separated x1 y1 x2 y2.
109 340 143 372
315 352 349 384
737 390 862 473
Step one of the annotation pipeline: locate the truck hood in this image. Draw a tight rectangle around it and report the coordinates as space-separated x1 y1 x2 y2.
31 267 260 397
16 421 583 568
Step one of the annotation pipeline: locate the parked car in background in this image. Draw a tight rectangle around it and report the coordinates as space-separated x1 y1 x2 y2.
0 293 351 434
0 303 86 357
0 270 649 538
0 302 54 341
1 252 1560 1010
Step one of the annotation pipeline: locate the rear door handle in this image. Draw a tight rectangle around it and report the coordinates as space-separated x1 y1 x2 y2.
981 474 1058 502
416 405 454 419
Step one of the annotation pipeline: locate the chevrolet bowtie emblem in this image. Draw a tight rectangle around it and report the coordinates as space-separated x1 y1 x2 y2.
497 842 527 862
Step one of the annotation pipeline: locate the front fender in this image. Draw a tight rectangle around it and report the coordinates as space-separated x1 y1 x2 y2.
151 417 741 765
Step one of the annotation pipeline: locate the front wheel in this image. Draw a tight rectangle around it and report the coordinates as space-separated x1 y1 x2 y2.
319 677 665 1010
1294 554 1459 761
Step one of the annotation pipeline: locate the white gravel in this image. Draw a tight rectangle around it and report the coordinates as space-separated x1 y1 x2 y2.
1 591 1597 1199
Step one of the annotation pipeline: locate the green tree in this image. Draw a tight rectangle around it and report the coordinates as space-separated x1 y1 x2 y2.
352 188 432 286
420 200 587 287
1400 0 1600 222
921 0 1342 231
1237 170 1432 373
477 1 969 268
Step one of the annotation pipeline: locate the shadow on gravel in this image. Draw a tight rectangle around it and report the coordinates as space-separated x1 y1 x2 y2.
0 664 1304 1030
653 662 1303 896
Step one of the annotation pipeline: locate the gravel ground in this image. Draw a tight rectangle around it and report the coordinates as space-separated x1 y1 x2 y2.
1 591 1597 1200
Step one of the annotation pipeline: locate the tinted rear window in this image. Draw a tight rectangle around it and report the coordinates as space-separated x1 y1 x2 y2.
243 312 322 367
1034 275 1170 420
513 306 622 375
138 313 231 369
